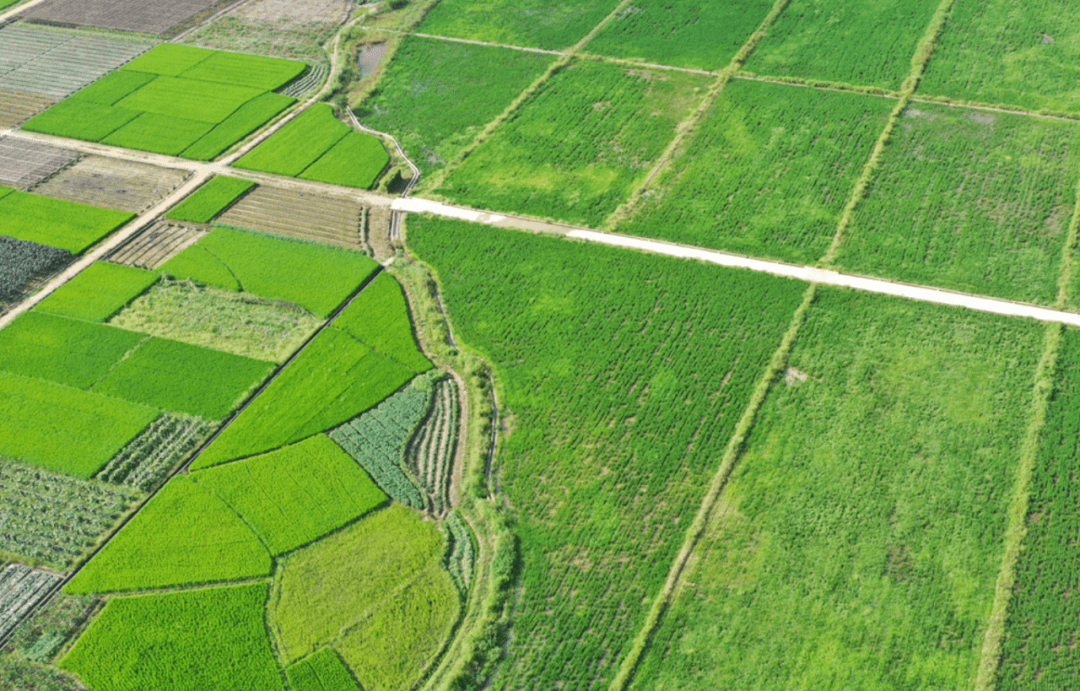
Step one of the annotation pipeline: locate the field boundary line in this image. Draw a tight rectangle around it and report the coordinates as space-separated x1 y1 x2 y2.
600 0 793 232
820 0 956 264
733 72 901 100
973 322 1061 691
608 283 817 690
419 0 636 193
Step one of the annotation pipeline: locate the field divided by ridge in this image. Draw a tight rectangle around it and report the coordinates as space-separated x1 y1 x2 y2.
417 0 622 51
408 216 806 689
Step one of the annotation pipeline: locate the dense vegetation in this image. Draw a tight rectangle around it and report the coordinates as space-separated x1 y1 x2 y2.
999 327 1080 689
619 78 892 263
357 36 552 176
836 103 1080 304
37 262 159 323
0 236 70 304
0 187 133 254
408 217 805 688
165 176 255 224
586 0 772 70
629 289 1042 690
437 59 709 226
746 0 939 89
920 0 1080 114
418 0 619 50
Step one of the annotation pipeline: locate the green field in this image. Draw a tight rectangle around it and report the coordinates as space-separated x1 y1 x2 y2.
235 103 350 176
109 279 322 362
193 327 416 468
166 176 255 224
22 44 304 160
66 475 271 593
999 327 1080 689
357 36 553 177
920 0 1080 114
92 337 273 419
408 217 806 688
628 289 1042 690
0 188 134 254
37 261 159 322
618 78 893 263
586 0 772 70
0 371 158 478
61 583 284 691
299 131 390 190
287 648 360 691
334 273 431 373
418 0 620 50
436 59 710 226
270 505 459 691
102 112 215 156
835 102 1080 304
0 312 144 389
191 435 387 555
745 0 940 89
159 227 380 317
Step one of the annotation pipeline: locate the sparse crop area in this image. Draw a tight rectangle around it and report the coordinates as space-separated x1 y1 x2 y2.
31 156 190 215
215 186 367 249
618 78 893 263
835 103 1080 304
408 217 806 688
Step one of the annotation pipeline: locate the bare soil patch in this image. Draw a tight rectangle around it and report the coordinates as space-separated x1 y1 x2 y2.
30 156 190 213
21 0 225 36
217 185 366 249
0 136 78 189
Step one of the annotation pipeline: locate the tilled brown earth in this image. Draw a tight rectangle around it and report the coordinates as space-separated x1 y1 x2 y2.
0 89 55 130
0 136 80 189
217 184 366 249
30 156 190 213
20 0 226 35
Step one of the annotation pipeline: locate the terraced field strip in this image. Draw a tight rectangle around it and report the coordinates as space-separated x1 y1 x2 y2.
30 156 191 214
0 135 78 189
0 25 150 99
216 184 365 248
0 564 61 642
0 88 54 130
108 219 207 269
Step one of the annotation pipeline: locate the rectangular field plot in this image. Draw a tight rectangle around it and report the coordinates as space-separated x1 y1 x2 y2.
0 564 62 641
744 0 939 89
21 0 224 36
31 156 190 214
0 235 71 304
417 0 622 51
108 220 206 269
0 137 79 190
407 217 807 689
0 459 140 567
999 328 1080 689
165 176 254 224
0 26 150 100
159 226 379 316
357 36 553 178
286 648 359 691
835 103 1080 305
0 187 134 254
618 79 893 263
628 289 1042 691
585 0 772 70
92 337 273 420
216 185 365 249
36 260 159 322
920 0 1080 113
437 59 711 227
0 88 55 130
0 371 159 478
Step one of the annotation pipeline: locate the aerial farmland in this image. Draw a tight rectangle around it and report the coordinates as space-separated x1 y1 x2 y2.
1 1 1079 690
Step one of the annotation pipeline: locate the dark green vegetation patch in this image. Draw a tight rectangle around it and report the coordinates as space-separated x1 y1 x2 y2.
408 217 806 688
746 0 940 89
837 102 1080 305
418 0 621 50
587 0 773 70
92 337 273 420
629 289 1043 690
166 176 256 224
436 59 710 227
0 372 158 478
0 312 144 389
159 227 379 317
619 78 893 264
192 435 387 555
66 475 271 593
0 236 71 303
357 36 553 176
37 261 159 322
0 187 134 254
1000 328 1080 689
920 0 1080 114
61 583 285 691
